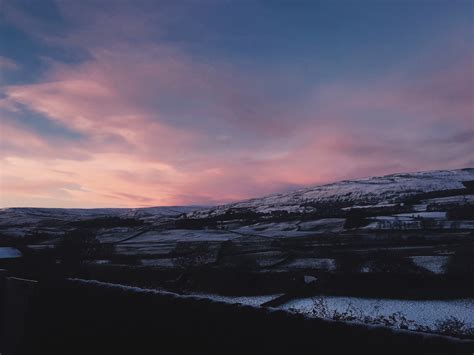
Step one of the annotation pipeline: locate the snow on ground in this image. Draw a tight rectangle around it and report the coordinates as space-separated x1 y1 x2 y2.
342 203 399 211
297 219 345 232
121 229 241 243
0 247 22 259
370 216 412 221
230 223 318 238
410 256 449 274
281 258 336 271
457 221 474 228
237 230 316 238
0 206 204 230
96 227 139 243
235 222 299 233
191 293 284 306
364 218 474 230
394 212 447 219
363 217 419 230
188 169 474 218
279 296 474 329
70 278 283 308
412 204 428 212
127 206 204 218
423 195 474 206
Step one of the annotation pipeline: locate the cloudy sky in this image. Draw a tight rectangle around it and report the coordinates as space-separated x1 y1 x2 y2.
1 0 473 208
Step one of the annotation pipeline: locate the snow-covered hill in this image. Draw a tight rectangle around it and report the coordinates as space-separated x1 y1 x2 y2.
187 168 474 218
0 168 473 239
0 206 201 230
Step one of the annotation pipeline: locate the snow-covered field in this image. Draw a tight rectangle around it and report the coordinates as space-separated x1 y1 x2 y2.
234 229 315 238
394 212 447 219
410 256 450 274
0 206 202 227
232 219 346 237
363 218 474 230
279 296 474 329
424 195 474 206
123 229 241 243
297 218 346 232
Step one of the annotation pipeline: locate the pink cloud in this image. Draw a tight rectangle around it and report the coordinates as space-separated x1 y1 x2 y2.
0 119 90 160
1 3 472 208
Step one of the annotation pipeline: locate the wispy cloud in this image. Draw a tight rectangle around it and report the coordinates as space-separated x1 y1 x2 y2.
0 56 19 71
1 0 472 207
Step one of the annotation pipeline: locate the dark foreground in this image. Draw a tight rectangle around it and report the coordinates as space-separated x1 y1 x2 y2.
1 274 473 355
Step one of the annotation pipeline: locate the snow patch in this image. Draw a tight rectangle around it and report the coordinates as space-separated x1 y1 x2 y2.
0 247 22 259
410 256 449 274
280 296 474 329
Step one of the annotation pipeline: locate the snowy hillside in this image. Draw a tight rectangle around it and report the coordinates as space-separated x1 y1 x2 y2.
0 206 201 226
187 168 474 218
0 168 473 240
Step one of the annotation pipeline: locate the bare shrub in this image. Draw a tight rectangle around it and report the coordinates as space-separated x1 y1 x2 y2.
171 242 215 269
434 317 474 338
289 297 474 338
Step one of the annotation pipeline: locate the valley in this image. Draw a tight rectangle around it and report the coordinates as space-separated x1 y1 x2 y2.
1 168 473 339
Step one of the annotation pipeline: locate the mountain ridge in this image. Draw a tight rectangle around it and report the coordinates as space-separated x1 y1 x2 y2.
187 168 474 219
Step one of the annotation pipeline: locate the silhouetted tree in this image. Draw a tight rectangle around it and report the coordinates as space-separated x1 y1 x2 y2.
344 210 371 229
56 228 101 273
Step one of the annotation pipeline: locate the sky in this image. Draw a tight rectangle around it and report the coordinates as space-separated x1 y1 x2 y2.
0 0 473 208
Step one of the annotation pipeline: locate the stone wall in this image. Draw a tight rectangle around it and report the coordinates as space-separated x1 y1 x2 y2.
1 276 472 355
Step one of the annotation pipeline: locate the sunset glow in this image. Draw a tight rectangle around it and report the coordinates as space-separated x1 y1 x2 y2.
1 0 473 207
